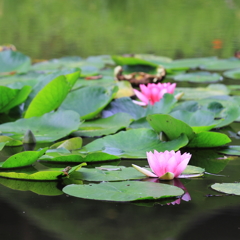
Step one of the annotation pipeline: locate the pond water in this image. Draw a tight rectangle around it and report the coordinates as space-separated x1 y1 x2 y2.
0 0 240 59
1 1 240 240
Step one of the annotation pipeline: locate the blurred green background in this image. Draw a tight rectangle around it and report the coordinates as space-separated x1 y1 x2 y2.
0 0 240 59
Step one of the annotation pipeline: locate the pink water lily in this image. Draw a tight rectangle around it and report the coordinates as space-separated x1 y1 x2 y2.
133 82 176 106
132 150 192 180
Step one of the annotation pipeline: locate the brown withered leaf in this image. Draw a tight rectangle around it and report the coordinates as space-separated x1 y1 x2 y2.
114 66 166 85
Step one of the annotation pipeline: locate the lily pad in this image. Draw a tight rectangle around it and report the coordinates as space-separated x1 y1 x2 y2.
175 84 230 100
187 131 231 148
63 181 184 202
223 68 240 80
211 183 240 195
73 113 133 137
83 128 189 158
40 151 120 163
0 163 85 180
112 55 158 67
0 85 32 113
24 72 80 118
71 166 146 181
173 72 222 83
0 148 47 168
0 50 31 73
218 146 240 156
0 110 81 142
163 57 218 69
0 136 22 146
147 114 195 140
201 58 240 71
60 85 117 120
50 137 83 150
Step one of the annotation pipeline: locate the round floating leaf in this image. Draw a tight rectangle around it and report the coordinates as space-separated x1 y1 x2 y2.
71 166 146 181
0 163 85 181
73 113 133 137
211 183 240 195
218 146 240 156
201 58 240 71
0 171 65 181
60 85 117 120
145 93 178 115
63 181 184 202
84 128 189 158
0 50 31 73
147 114 195 140
40 151 120 163
223 68 240 80
102 97 145 120
0 110 81 142
0 136 22 146
173 72 222 83
112 55 158 67
175 84 229 100
187 131 231 148
0 85 32 113
50 137 82 150
24 73 79 118
162 57 217 69
0 148 47 168
170 109 220 131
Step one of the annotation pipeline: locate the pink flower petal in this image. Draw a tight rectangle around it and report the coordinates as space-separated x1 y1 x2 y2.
133 89 149 105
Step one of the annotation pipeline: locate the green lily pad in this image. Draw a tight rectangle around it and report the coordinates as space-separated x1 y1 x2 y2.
218 146 240 156
170 110 219 130
102 97 145 120
223 68 240 79
114 81 134 98
187 131 231 148
102 94 177 120
0 85 32 113
63 180 184 202
0 50 31 73
60 85 117 120
0 110 81 142
211 183 240 195
201 58 240 71
112 55 158 67
173 72 223 83
0 163 85 180
73 113 133 137
83 128 189 159
147 114 195 140
24 72 79 118
162 57 218 69
71 165 204 182
40 151 120 163
175 84 230 100
0 136 22 146
0 148 47 168
71 166 146 181
50 137 83 150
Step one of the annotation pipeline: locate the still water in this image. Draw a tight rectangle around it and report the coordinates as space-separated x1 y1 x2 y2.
0 0 240 59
